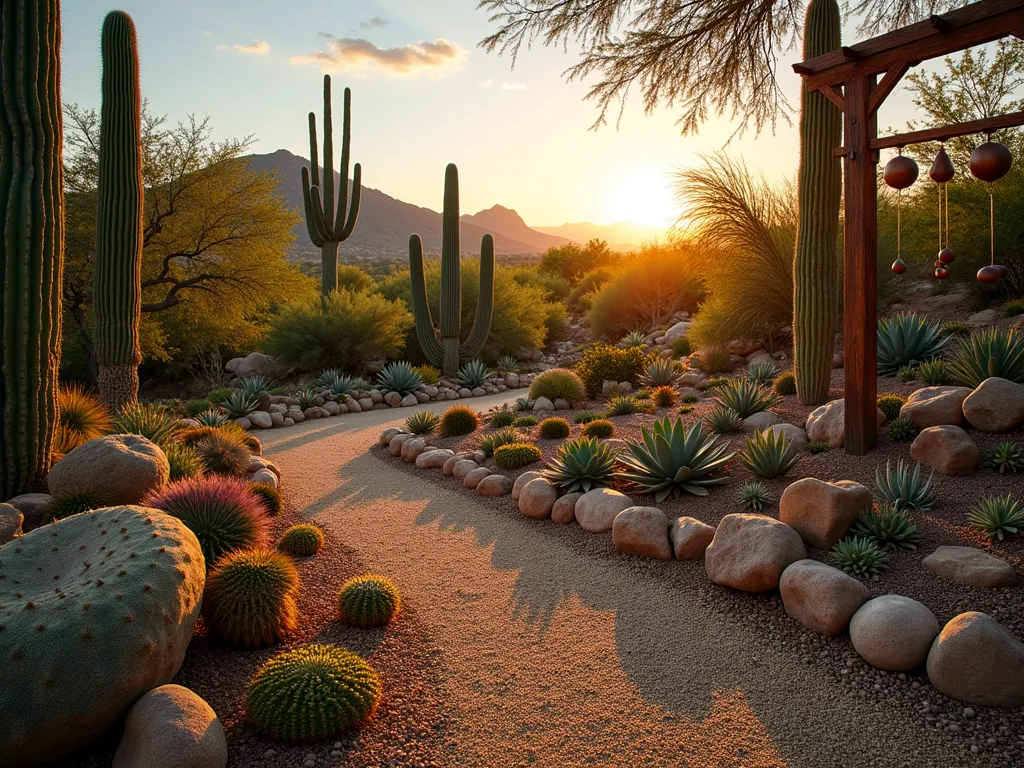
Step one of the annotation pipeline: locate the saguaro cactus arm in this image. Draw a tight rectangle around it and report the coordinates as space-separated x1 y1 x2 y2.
408 234 444 366
459 235 495 359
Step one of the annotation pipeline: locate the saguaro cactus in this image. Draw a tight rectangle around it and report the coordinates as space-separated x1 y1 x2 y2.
793 0 842 406
0 0 65 497
94 10 144 410
301 74 361 295
409 164 494 377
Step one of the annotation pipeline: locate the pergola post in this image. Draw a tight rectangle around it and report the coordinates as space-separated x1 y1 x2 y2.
842 74 878 455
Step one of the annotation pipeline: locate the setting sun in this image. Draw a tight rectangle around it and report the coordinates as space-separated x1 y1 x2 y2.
604 168 677 227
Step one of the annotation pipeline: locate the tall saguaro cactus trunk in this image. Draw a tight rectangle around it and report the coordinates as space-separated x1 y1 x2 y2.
793 0 842 406
409 164 495 378
301 75 361 295
0 0 65 497
94 10 144 411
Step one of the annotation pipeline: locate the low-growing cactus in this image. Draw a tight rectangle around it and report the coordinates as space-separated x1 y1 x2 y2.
582 419 615 439
829 536 889 579
245 644 381 742
193 429 251 476
888 417 918 442
876 393 905 421
985 442 1024 474
439 405 479 437
405 410 440 436
204 548 299 647
737 480 771 512
49 487 112 521
528 368 587 404
538 417 571 439
279 524 325 556
478 426 519 458
493 442 543 469
968 494 1024 540
249 482 284 516
338 574 401 627
773 372 797 396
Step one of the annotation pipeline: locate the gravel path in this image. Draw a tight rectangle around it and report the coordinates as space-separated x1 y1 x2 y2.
260 393 979 768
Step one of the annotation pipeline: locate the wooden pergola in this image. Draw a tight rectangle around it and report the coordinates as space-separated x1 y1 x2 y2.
793 0 1024 455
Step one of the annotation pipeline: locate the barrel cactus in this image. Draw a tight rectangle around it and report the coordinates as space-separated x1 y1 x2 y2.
337 574 401 628
0 0 65 498
246 644 381 742
279 523 325 556
409 164 494 377
301 75 361 295
0 506 205 765
203 548 299 647
792 0 842 406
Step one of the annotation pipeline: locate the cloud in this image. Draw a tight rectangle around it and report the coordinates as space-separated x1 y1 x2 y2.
290 36 465 76
500 82 527 90
203 30 212 38
479 78 494 88
360 17 389 30
233 39 271 55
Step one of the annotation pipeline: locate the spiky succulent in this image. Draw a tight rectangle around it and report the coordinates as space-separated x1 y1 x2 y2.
948 327 1024 386
405 410 441 436
165 442 206 481
986 442 1024 474
888 417 918 442
806 441 830 454
875 459 937 511
194 408 230 427
616 417 733 501
338 575 401 628
49 487 111 521
573 410 604 424
773 372 797 396
617 330 646 348
513 397 534 413
293 388 319 410
439 405 479 436
456 359 489 389
876 312 947 377
245 644 381 742
542 436 618 493
739 429 798 479
193 429 252 475
707 405 742 434
896 365 918 382
538 417 571 439
204 548 299 647
279 524 325 556
607 395 642 416
968 494 1024 540
240 375 271 399
493 355 520 375
829 537 889 579
493 442 543 469
488 406 516 428
746 362 777 386
850 503 921 550
714 378 778 418
940 319 972 337
582 419 615 438
318 370 366 397
737 480 771 512
376 361 423 397
652 385 678 407
220 390 261 419
876 393 906 421
916 359 951 386
513 415 538 428
114 402 180 447
478 426 520 457
640 359 680 387
249 482 284 516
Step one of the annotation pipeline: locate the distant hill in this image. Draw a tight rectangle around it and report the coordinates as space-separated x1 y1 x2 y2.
533 221 667 252
461 205 569 252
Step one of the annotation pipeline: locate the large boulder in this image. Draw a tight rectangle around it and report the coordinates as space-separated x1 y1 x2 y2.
0 507 205 766
664 320 690 342
899 386 971 429
518 478 558 520
926 612 1024 709
551 492 583 524
574 488 633 533
849 595 938 671
741 411 781 432
112 684 226 768
0 502 24 544
922 546 1018 588
705 514 806 592
764 424 808 458
453 459 479 479
476 474 513 497
47 434 169 505
4 492 54 530
612 507 672 560
910 425 980 475
512 471 544 501
416 449 454 469
463 467 491 489
388 433 412 456
779 478 872 550
962 377 1024 432
669 516 715 559
780 560 870 636
805 399 885 448
226 351 285 380
400 437 426 463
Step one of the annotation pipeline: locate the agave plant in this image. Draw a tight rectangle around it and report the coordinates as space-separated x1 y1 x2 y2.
513 397 534 413
850 503 921 550
875 459 937 511
493 355 520 375
293 388 319 410
478 426 520 457
745 362 777 386
542 436 618 493
986 441 1024 474
457 360 489 389
715 378 778 418
194 408 230 428
318 370 366 397
829 537 889 579
405 410 441 436
240 375 271 399
948 327 1024 387
737 480 771 512
739 429 798 479
377 361 423 397
968 494 1024 540
876 312 947 377
707 404 741 433
619 330 647 348
616 417 734 501
220 389 260 419
640 359 680 387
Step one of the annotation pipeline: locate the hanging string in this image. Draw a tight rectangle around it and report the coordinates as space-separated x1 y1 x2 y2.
944 181 950 249
937 181 942 254
990 183 995 266
897 188 902 261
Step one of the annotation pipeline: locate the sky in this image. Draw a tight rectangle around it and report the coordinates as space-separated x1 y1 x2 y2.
61 0 974 229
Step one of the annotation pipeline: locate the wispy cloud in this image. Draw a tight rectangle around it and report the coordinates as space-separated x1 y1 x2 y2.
479 78 494 88
500 82 527 90
233 39 271 55
360 17 389 30
203 30 212 38
290 36 465 76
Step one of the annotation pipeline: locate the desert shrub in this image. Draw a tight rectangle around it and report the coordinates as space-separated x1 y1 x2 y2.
542 436 618 493
540 239 615 283
697 345 731 374
829 537 888 579
773 372 797 396
193 429 252 475
528 368 587 405
144 476 269 565
249 482 284 516
512 267 572 302
917 359 952 386
652 385 678 407
114 402 179 448
165 443 206 481
876 394 906 421
875 460 937 510
488 407 516 428
204 548 299 647
543 300 568 344
567 266 614 310
669 337 692 358
513 415 538 427
493 442 543 469
478 426 520 457
574 343 650 397
405 410 440 436
715 378 778 418
49 487 111 521
413 364 440 385
876 312 947 376
737 480 771 512
377 361 422 397
986 442 1024 474
888 417 918 441
279 524 325 556
582 419 615 438
739 429 798 479
184 398 211 417
439 405 479 437
968 494 1024 540
336 264 376 293
538 418 571 439
245 644 381 742
54 385 112 456
207 388 233 404
264 288 413 373
850 503 921 550
948 327 1024 386
682 393 699 404
588 243 703 340
634 389 651 401
338 575 401 628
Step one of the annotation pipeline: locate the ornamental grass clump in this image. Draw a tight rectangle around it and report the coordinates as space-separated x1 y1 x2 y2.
948 327 1024 386
193 429 251 476
986 442 1024 474
607 395 643 417
338 575 401 627
876 394 906 421
528 368 587 405
968 494 1024 540
850 503 921 550
773 372 796 396
739 429 798 479
573 410 604 424
616 417 733 501
54 384 112 455
582 419 615 438
737 480 771 512
513 415 538 428
165 442 206 481
1004 298 1024 317
478 426 520 457
829 537 888 579
405 410 440 436
888 417 918 442
542 436 618 493
49 487 111 521
916 359 951 386
538 417 571 439
896 365 917 382
279 524 325 556
876 312 946 377
806 441 830 454
204 548 299 647
493 442 543 469
114 401 179 447
875 460 937 511
249 482 284 516
144 476 269 565
715 377 778 418
940 319 972 337
245 644 382 742
488 407 516 428
439 405 479 436
697 345 730 374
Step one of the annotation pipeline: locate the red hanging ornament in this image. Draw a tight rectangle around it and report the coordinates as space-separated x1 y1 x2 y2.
977 265 1002 283
891 258 907 274
937 248 956 265
884 154 919 190
929 147 955 183
935 266 950 280
970 141 1013 183
992 265 1009 280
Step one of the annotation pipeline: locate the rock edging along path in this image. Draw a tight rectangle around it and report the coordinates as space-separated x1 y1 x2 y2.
260 392 977 768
